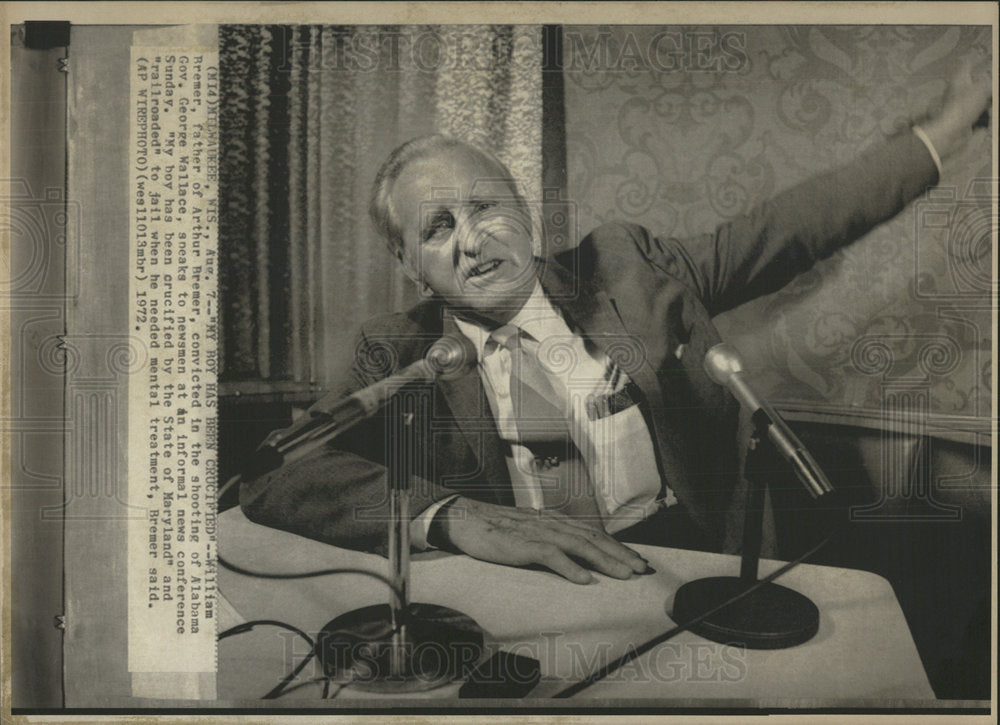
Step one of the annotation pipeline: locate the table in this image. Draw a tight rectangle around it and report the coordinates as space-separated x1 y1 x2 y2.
217 507 935 704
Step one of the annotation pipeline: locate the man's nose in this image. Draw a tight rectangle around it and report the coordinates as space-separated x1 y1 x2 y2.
454 214 491 259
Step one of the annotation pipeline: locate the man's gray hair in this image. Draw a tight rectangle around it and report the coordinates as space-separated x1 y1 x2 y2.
368 134 517 258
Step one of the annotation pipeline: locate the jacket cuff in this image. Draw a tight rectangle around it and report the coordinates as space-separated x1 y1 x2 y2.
410 494 461 551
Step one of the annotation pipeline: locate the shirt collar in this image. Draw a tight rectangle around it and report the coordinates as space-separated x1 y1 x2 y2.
452 281 570 360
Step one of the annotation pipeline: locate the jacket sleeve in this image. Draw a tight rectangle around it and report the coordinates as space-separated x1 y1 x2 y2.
238 324 460 556
632 129 939 316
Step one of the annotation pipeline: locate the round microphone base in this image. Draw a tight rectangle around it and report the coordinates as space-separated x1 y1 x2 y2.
315 603 486 693
672 576 819 650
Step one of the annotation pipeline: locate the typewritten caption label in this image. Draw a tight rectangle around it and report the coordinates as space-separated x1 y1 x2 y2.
128 47 220 676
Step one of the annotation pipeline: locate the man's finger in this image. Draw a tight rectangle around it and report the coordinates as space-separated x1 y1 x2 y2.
542 512 648 573
576 528 648 574
535 543 595 584
549 531 635 580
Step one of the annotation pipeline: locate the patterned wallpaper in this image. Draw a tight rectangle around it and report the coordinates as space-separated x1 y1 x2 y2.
564 25 992 421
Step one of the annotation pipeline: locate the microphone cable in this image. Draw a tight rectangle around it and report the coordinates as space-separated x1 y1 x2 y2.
216 473 242 505
217 554 404 602
215 556 403 698
217 619 319 699
217 471 404 600
551 515 846 698
217 615 355 699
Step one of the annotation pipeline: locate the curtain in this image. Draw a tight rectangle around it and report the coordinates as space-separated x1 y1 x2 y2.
219 25 543 385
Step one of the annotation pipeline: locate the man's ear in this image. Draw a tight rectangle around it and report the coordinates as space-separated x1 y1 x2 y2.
397 248 420 284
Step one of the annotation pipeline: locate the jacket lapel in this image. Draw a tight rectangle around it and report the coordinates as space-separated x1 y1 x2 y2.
436 313 515 506
538 257 667 408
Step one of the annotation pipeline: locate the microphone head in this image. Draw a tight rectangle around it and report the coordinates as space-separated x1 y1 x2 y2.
425 334 478 380
703 342 745 385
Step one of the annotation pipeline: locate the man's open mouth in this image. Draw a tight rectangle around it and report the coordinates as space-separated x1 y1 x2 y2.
467 259 503 278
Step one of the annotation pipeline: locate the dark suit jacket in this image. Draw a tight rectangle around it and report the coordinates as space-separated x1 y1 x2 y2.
240 130 937 556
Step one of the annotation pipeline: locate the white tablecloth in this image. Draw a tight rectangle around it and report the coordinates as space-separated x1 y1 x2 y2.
217 507 934 703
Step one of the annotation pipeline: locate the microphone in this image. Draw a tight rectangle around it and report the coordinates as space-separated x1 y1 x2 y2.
250 334 477 475
704 343 834 499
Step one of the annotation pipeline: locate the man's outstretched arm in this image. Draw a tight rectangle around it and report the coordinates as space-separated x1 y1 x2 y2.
640 54 991 317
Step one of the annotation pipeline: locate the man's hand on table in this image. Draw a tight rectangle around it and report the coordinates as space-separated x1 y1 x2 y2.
428 496 649 584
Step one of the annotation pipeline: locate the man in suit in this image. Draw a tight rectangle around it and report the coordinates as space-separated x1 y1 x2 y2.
240 59 989 584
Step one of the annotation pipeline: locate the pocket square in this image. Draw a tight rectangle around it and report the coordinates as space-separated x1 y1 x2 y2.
585 381 642 421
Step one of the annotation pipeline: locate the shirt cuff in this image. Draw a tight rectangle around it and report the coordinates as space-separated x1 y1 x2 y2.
912 125 943 177
410 494 460 551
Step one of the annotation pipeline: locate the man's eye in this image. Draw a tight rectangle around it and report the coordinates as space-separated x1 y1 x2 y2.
423 212 454 242
474 201 497 213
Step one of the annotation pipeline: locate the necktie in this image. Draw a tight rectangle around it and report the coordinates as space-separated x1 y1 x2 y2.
490 326 602 526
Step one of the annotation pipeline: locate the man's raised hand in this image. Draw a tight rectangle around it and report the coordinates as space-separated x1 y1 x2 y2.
920 50 992 161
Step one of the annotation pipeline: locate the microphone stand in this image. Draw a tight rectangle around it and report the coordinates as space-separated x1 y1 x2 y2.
671 412 822 649
245 337 486 692
386 404 413 680
313 388 486 692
